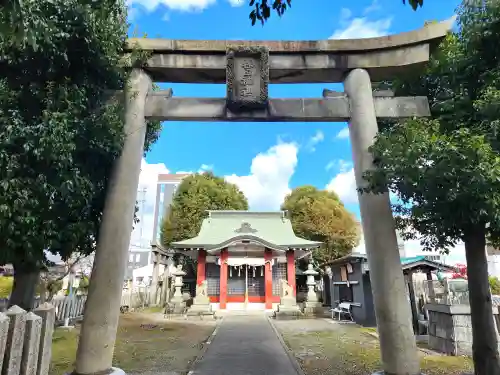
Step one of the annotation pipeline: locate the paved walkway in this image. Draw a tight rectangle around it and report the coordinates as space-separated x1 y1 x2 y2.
190 314 301 375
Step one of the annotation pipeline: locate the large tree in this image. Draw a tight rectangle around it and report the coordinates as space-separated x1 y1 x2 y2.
247 0 425 25
160 172 249 246
281 186 360 266
363 2 500 373
0 0 160 310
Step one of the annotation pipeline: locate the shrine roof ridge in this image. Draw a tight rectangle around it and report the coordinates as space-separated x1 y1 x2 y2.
171 210 320 250
207 210 286 217
125 18 453 53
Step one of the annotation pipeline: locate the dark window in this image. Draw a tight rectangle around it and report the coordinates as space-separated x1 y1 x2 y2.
272 263 287 296
228 266 245 295
248 265 265 296
338 284 353 302
206 263 220 296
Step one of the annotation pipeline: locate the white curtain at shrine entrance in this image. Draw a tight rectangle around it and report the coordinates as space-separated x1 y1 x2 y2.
216 257 274 266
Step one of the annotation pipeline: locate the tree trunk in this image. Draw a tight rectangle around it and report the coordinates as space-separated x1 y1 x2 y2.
464 227 500 375
9 262 40 311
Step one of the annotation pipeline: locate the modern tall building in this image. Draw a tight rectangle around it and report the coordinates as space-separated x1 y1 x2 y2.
124 173 190 281
151 173 190 245
125 187 151 281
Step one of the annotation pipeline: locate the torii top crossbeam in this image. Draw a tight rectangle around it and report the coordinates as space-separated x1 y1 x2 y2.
124 18 453 84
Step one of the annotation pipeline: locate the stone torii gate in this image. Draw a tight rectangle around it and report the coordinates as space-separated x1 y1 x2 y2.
74 19 452 375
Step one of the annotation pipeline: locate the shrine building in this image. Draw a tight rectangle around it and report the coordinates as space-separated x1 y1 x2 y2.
171 210 321 311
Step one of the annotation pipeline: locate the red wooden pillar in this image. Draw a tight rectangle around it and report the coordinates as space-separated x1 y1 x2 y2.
264 249 273 309
286 250 296 296
219 248 228 309
196 249 206 286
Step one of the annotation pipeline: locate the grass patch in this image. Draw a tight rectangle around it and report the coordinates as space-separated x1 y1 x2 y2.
140 306 164 314
50 313 215 375
280 326 473 375
50 329 79 375
359 327 377 335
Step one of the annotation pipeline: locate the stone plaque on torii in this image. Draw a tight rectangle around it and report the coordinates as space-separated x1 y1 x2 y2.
226 46 269 112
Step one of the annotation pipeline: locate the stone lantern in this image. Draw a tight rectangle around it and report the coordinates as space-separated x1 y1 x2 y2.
171 263 186 313
303 263 322 315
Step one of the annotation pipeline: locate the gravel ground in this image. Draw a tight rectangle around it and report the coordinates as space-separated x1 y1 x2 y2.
50 312 217 375
273 319 474 375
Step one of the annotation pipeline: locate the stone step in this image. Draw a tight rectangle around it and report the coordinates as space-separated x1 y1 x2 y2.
215 310 272 317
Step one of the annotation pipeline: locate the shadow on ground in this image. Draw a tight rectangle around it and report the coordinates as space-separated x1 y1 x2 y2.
273 319 473 375
50 312 216 375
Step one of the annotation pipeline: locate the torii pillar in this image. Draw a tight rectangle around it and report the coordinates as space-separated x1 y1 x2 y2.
345 68 420 375
74 69 152 375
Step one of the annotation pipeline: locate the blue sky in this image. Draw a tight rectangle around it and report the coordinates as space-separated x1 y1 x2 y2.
128 0 466 263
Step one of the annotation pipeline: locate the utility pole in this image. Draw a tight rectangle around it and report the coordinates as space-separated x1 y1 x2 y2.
137 187 147 246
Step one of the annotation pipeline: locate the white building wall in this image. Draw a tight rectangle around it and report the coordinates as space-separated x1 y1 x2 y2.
131 263 178 288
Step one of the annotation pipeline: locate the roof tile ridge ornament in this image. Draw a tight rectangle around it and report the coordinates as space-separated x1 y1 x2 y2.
234 222 258 234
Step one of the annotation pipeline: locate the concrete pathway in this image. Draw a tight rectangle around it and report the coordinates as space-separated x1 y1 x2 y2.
190 314 302 375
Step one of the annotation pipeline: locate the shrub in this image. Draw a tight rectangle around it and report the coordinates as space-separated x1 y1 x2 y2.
489 276 500 295
0 276 13 298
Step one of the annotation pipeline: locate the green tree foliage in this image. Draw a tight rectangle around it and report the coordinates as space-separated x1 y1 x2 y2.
489 276 500 296
78 276 90 294
0 0 161 310
0 276 13 298
160 172 249 247
281 186 360 266
248 0 424 25
362 2 500 373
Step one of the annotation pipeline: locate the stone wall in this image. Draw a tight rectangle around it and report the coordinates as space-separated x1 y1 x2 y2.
426 303 499 356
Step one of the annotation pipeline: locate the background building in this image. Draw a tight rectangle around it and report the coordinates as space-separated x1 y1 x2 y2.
151 173 190 244
124 173 189 282
487 244 500 278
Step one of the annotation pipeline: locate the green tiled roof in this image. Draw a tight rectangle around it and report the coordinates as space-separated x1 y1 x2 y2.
400 256 426 265
171 211 321 250
327 254 454 272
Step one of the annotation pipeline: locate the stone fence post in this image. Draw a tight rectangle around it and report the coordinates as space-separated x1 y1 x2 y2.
0 304 55 375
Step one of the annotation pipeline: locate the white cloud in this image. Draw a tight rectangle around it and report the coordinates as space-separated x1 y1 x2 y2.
176 164 214 175
326 164 358 204
363 0 381 15
330 3 392 40
306 130 325 152
354 232 467 265
127 6 141 21
325 161 336 171
127 0 216 12
226 141 298 211
339 8 352 20
331 17 392 39
227 0 244 6
336 126 350 139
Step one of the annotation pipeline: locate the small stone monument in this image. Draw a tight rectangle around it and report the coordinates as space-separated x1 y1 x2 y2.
170 264 186 314
303 263 323 316
186 280 214 318
274 279 302 320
